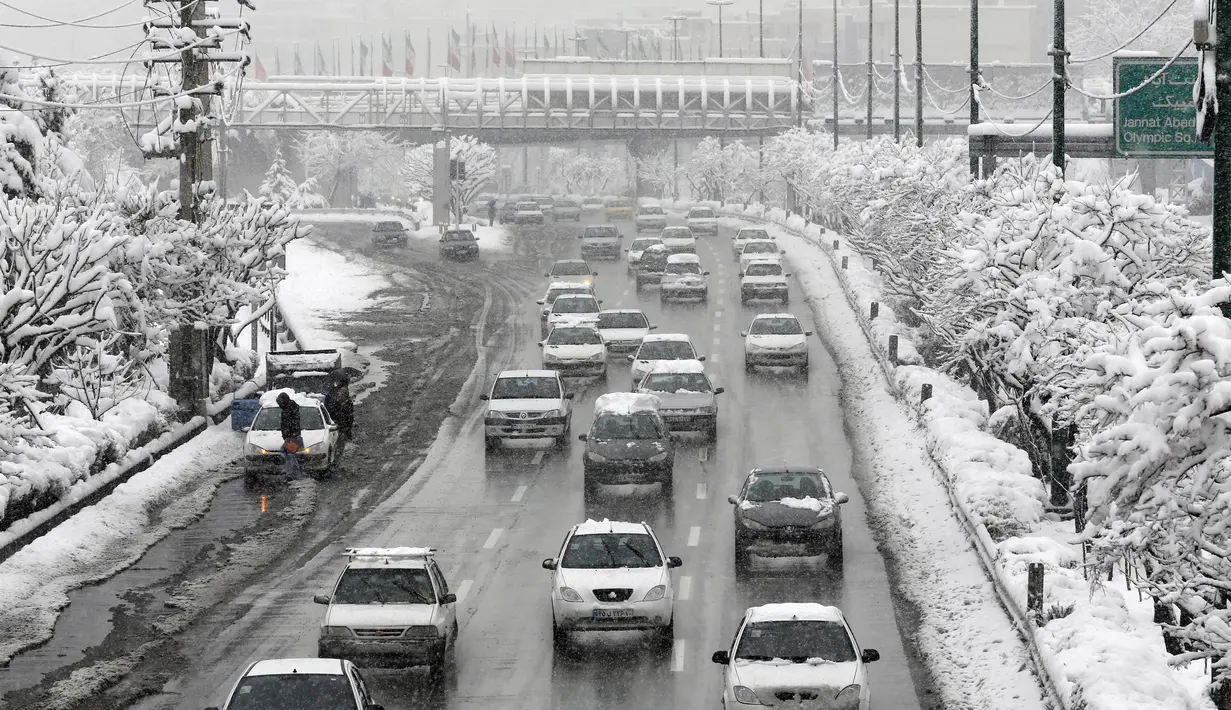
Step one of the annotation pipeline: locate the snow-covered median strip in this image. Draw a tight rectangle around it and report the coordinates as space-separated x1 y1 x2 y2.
711 204 1210 710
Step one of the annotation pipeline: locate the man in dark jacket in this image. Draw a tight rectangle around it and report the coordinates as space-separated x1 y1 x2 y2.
323 372 354 460
276 392 303 478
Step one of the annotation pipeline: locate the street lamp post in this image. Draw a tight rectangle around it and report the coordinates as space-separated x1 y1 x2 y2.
706 0 735 58
665 15 687 61
759 0 764 57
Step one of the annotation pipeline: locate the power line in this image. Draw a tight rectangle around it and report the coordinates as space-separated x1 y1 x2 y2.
0 28 243 66
0 0 143 29
1067 39 1193 100
10 62 245 111
1069 0 1181 64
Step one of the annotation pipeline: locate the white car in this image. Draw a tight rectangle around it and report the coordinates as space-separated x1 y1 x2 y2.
597 309 656 354
208 658 379 710
540 324 607 378
743 313 812 373
543 519 683 651
629 333 704 389
660 253 710 303
740 258 790 304
480 369 575 449
660 226 697 255
711 603 881 710
537 281 595 334
739 239 786 272
243 389 340 477
634 205 668 232
732 227 772 259
582 197 605 213
545 293 602 337
685 206 719 234
546 258 597 288
314 548 458 675
627 236 664 272
635 359 723 439
515 201 545 225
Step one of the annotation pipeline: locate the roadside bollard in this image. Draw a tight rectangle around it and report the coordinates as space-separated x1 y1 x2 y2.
888 334 898 365
1027 562 1045 621
841 256 849 270
921 383 933 402
870 302 879 319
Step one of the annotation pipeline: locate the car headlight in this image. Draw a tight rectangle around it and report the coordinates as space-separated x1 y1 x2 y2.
647 451 670 463
559 586 584 602
741 519 768 531
544 408 565 418
700 403 718 414
733 686 765 705
543 353 561 363
587 353 605 361
642 585 666 602
788 342 809 353
247 443 273 455
745 341 764 353
586 451 609 463
320 626 351 638
486 410 507 419
835 685 861 708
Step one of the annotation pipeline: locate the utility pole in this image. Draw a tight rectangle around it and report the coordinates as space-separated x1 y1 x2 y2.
796 0 804 127
865 0 874 139
708 0 734 58
915 0 923 147
666 16 686 61
969 0 980 175
759 0 764 57
893 0 901 141
832 0 839 148
1212 0 1231 308
1050 0 1066 173
177 0 212 223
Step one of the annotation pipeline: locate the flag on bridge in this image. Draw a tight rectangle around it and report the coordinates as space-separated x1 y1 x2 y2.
293 43 303 75
505 28 514 68
405 32 416 76
252 51 267 81
274 47 281 75
543 32 550 59
469 24 477 76
359 38 370 75
596 33 609 59
382 34 393 76
492 24 501 67
448 29 462 72
315 42 326 74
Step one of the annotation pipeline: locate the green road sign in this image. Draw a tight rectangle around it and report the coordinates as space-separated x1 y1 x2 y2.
1114 57 1213 158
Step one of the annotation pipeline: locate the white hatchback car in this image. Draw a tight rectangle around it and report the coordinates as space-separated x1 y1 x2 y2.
739 239 785 272
537 281 595 332
540 324 607 379
244 389 340 477
685 206 719 234
660 226 698 255
629 333 705 389
740 258 790 305
596 309 656 354
207 658 381 710
543 519 683 651
480 370 575 449
660 253 710 303
626 236 664 272
711 603 880 710
634 204 668 232
545 293 602 337
732 227 772 259
742 313 812 373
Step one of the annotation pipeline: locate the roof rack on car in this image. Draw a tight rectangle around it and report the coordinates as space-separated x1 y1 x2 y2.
343 547 436 560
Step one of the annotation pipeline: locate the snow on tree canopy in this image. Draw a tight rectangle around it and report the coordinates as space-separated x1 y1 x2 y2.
594 392 661 415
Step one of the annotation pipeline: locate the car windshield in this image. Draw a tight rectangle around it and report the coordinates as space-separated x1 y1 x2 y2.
745 262 783 277
553 298 598 314
552 262 591 275
585 227 619 237
598 312 648 329
735 620 857 663
548 328 602 345
545 287 589 303
636 340 695 360
630 239 661 251
639 207 664 215
561 532 664 569
750 317 803 335
491 376 561 399
690 209 715 218
557 200 577 208
592 412 668 439
225 674 357 710
641 372 711 393
609 199 633 207
745 472 828 502
375 221 403 231
252 406 324 431
744 242 779 254
332 567 436 605
662 228 692 239
738 230 768 240
444 231 475 242
517 203 537 209
666 262 702 276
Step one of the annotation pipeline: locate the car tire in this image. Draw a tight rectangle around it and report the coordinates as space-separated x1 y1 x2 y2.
706 420 718 441
657 617 675 650
800 359 810 376
740 293 749 305
660 474 673 498
782 294 789 305
552 618 569 654
734 544 751 579
484 436 500 452
744 359 754 374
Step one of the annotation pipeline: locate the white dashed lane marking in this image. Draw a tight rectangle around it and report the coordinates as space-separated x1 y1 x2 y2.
531 450 545 465
456 579 474 602
687 526 701 547
483 528 504 549
696 482 708 499
710 353 721 364
698 447 709 462
715 310 724 318
713 322 721 332
671 639 687 672
679 576 692 601
511 485 528 503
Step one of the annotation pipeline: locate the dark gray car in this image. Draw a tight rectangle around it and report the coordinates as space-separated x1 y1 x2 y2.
579 403 675 501
728 467 850 577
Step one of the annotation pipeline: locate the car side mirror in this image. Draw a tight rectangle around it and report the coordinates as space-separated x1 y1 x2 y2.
738 271 744 277
711 650 730 665
703 271 710 276
740 332 748 338
598 299 603 304
714 387 725 395
313 594 331 604
537 342 544 347
727 494 739 505
697 355 706 362
543 274 550 278
578 235 584 239
667 556 683 568
861 649 881 663
442 593 457 604
592 272 599 276
439 237 445 242
243 426 251 432
805 330 813 337
835 492 850 504
779 250 786 254
542 558 558 570
535 300 544 305
565 392 575 399
479 394 490 401
578 433 588 441
649 325 658 330
627 355 636 362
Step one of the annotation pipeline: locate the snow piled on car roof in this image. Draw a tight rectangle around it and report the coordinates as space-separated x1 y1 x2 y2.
594 392 661 415
646 359 706 374
747 603 845 623
259 388 323 407
575 519 647 535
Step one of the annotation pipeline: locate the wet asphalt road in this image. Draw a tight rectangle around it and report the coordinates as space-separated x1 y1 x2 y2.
123 214 934 710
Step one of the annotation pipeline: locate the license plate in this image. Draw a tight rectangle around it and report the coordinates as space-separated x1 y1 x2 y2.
592 608 634 619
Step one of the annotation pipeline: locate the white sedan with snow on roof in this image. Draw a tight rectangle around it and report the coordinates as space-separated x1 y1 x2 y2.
243 389 341 477
739 239 785 272
540 324 607 379
635 359 724 439
732 227 772 259
480 370 575 449
597 309 656 354
659 226 698 255
660 253 710 303
544 293 602 337
740 258 790 304
542 519 683 650
685 206 719 234
207 658 381 710
711 603 879 710
628 333 705 389
743 313 812 373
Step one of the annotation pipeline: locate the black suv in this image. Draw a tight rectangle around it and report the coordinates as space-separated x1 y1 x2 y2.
439 227 479 260
728 467 850 576
579 393 676 501
372 221 408 247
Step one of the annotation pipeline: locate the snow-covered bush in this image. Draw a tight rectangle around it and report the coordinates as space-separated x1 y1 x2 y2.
635 149 676 198
295 130 402 204
258 149 297 204
401 134 497 210
286 177 329 209
679 137 762 204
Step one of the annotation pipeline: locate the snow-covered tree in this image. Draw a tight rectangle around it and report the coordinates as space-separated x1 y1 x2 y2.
295 130 401 204
286 177 329 209
636 149 677 198
258 149 297 203
680 137 759 203
1071 283 1231 681
399 134 496 211
0 65 45 198
400 143 432 198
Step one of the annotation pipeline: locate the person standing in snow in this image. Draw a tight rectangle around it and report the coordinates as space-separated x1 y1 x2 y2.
277 392 303 478
324 371 354 460
487 199 497 225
